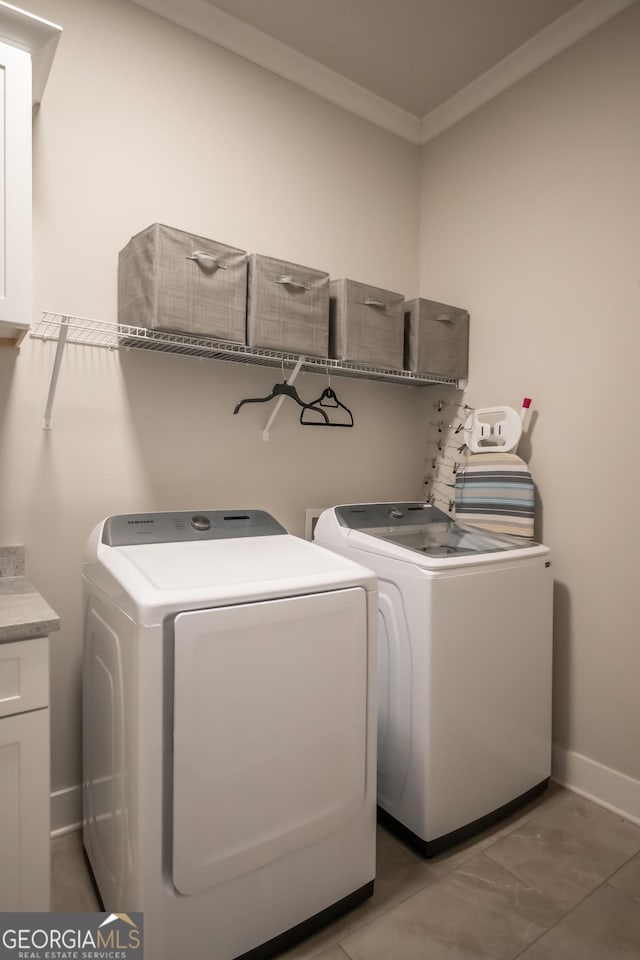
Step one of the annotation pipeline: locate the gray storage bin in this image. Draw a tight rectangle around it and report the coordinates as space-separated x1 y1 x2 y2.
330 279 405 370
247 254 329 356
404 298 469 378
118 223 247 342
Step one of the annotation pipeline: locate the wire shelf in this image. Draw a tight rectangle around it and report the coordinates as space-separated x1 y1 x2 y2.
30 312 459 388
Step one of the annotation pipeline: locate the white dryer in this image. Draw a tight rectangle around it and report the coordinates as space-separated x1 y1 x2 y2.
314 501 553 857
82 509 377 960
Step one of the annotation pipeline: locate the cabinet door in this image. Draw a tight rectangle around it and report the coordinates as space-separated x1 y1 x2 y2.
0 635 49 717
0 709 50 910
0 40 31 345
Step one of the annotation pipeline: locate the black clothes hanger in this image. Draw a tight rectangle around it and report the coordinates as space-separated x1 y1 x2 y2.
233 381 329 423
300 386 354 427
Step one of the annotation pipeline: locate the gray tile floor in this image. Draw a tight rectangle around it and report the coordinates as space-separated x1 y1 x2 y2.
52 785 640 958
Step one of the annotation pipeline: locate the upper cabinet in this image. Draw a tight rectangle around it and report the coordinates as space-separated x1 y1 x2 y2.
0 39 31 346
0 2 61 348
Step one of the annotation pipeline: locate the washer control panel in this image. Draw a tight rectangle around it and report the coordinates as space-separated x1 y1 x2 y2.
102 510 287 545
335 502 448 530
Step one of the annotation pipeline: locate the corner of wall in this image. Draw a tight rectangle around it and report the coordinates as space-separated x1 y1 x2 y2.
552 744 640 827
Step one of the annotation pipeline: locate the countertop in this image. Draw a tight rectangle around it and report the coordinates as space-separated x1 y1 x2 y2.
0 546 60 643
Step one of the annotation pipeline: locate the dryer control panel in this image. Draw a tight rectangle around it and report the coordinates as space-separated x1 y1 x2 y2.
102 510 287 545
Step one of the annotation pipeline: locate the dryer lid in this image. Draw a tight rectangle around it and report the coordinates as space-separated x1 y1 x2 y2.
85 513 377 623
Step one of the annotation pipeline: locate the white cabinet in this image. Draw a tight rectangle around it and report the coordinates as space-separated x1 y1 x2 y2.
0 635 51 910
0 40 31 346
0 2 61 348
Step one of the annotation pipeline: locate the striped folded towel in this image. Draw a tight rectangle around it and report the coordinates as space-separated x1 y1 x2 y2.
454 452 535 538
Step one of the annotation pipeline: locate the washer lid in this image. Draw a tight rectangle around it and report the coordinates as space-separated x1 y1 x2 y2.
332 502 545 562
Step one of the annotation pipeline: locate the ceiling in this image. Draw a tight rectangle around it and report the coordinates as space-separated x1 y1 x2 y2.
133 0 636 142
202 0 581 117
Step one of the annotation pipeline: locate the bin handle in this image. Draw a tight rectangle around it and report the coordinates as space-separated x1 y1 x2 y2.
186 250 227 269
361 298 386 308
275 275 311 290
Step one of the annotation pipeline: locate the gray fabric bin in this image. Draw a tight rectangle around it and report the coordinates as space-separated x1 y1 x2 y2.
330 279 405 370
404 298 469 378
118 223 247 341
247 254 329 356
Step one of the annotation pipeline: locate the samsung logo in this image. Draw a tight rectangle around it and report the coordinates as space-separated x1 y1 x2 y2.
127 519 154 525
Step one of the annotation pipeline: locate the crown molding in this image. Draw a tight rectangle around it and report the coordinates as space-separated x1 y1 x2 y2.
420 0 638 143
131 0 421 143
132 0 636 146
0 1 62 102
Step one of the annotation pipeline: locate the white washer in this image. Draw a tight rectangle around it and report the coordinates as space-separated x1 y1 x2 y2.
314 501 553 857
82 509 377 960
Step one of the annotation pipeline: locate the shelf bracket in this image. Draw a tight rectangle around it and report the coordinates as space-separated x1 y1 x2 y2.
262 356 304 442
42 315 70 430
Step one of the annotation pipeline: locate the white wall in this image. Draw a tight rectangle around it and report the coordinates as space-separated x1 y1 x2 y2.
419 2 640 818
0 0 428 825
5 0 637 831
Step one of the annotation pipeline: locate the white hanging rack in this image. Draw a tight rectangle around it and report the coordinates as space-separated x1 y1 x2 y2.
261 356 304 442
30 312 459 429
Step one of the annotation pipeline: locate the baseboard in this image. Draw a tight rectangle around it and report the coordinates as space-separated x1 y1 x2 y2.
50 784 82 837
552 745 640 826
52 751 640 838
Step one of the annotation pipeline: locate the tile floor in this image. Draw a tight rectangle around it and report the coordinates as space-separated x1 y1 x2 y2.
52 785 640 959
